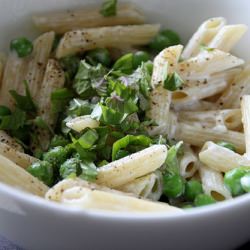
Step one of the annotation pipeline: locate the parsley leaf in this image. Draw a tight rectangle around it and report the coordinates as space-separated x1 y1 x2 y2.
79 161 98 182
164 72 184 91
100 0 117 17
113 53 134 75
51 88 74 113
9 80 36 112
73 60 107 98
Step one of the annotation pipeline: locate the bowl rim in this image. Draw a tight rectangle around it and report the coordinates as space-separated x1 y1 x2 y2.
1 181 250 221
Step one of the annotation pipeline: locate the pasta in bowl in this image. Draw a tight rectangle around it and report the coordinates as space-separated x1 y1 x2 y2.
0 0 250 249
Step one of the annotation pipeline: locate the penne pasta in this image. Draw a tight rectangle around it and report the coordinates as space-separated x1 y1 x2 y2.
0 52 28 109
0 154 48 197
217 63 250 109
32 59 65 151
179 145 198 179
96 145 167 188
147 45 183 136
182 17 226 59
241 95 250 158
199 141 250 172
56 24 160 58
118 171 163 201
175 122 245 153
25 31 55 100
208 24 248 52
0 142 38 169
66 115 100 133
0 130 23 152
199 163 232 200
179 49 244 79
33 3 145 34
177 109 242 131
46 178 181 213
172 78 227 104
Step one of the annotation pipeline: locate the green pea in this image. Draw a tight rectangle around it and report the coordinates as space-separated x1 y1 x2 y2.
27 161 53 186
224 167 249 196
10 37 33 58
184 180 203 201
240 172 250 192
163 174 185 198
43 146 69 168
149 29 181 52
217 141 236 152
60 158 81 179
50 135 70 148
0 105 11 116
194 194 216 207
86 48 111 67
132 51 150 69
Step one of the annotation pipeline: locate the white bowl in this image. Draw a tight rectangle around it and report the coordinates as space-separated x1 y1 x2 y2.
0 0 250 249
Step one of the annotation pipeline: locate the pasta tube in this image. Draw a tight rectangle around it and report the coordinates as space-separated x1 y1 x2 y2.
199 163 232 200
56 24 160 58
118 171 163 201
0 130 23 152
179 49 244 78
33 59 65 151
96 145 167 188
217 63 250 108
0 142 38 169
241 95 250 158
179 145 198 179
0 53 28 109
199 141 250 172
33 3 145 33
182 17 226 59
208 24 248 52
46 178 181 213
25 32 55 100
175 122 245 153
0 154 48 197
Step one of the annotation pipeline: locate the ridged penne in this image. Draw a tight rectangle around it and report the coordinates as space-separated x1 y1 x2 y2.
32 59 65 151
147 45 183 136
208 24 248 52
118 171 163 201
179 49 244 78
217 63 250 108
0 154 48 197
0 142 38 169
46 178 180 213
33 3 145 34
172 78 227 104
182 17 226 59
96 145 167 188
241 95 250 158
56 24 160 58
179 145 198 179
175 122 245 153
0 52 28 109
66 115 100 133
177 109 242 131
199 141 250 172
0 130 23 152
199 163 232 200
25 32 55 100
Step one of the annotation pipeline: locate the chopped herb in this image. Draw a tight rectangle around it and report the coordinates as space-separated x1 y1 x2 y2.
33 116 54 134
200 44 215 52
79 161 98 181
113 53 134 75
78 129 99 149
51 88 74 113
217 141 236 152
164 72 184 91
9 80 36 113
100 0 117 17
